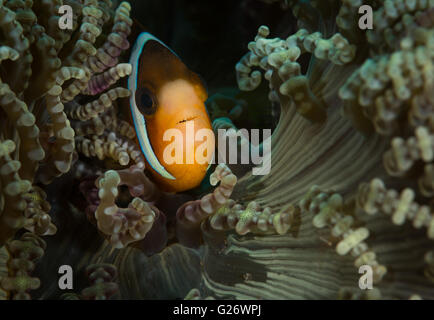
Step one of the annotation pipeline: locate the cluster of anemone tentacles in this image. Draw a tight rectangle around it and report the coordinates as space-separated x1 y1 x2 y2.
215 0 433 299
0 0 155 299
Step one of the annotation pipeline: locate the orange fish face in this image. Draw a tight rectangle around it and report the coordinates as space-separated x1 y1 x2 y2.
128 33 214 192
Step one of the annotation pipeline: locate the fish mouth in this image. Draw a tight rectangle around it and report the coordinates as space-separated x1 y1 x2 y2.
177 116 197 124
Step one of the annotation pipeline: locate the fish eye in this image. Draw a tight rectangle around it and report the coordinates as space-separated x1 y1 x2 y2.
136 87 157 115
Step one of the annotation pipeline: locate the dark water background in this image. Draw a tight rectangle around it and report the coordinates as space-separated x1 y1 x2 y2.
128 0 296 90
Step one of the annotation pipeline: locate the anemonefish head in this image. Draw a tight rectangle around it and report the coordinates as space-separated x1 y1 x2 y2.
128 32 214 193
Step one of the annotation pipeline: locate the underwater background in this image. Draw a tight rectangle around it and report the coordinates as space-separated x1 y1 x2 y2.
0 0 433 300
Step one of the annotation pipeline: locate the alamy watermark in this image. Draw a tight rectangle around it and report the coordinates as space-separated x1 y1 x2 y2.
58 265 73 290
359 265 374 290
161 122 272 176
58 5 73 30
358 5 373 30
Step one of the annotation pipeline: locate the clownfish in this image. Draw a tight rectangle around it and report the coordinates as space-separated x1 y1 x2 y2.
128 32 214 193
